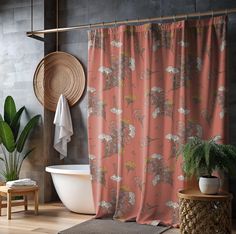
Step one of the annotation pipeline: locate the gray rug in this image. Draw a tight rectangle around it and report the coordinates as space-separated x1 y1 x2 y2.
58 219 171 234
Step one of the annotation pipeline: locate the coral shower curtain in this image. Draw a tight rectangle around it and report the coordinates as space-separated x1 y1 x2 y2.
87 16 227 225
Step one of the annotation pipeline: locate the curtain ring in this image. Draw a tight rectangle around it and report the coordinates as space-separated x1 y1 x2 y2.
225 9 228 16
137 17 140 24
211 10 214 18
114 20 117 27
102 22 105 26
185 14 188 20
89 24 92 29
198 13 201 20
173 15 176 22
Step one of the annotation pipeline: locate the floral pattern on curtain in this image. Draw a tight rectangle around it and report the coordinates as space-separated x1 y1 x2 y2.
87 16 227 226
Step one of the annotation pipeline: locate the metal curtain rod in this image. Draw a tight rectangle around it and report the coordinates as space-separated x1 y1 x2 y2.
26 7 236 36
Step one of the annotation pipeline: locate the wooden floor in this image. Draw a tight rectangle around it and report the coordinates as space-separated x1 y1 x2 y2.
0 202 235 234
0 202 92 234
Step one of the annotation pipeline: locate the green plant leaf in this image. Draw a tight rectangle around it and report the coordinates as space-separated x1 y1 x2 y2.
4 96 16 125
10 106 25 140
23 147 35 160
0 121 15 152
178 136 236 178
4 170 18 181
16 115 41 153
204 141 211 168
17 148 36 176
0 115 2 144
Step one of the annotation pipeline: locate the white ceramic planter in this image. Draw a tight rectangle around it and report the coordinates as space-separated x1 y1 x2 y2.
199 176 220 194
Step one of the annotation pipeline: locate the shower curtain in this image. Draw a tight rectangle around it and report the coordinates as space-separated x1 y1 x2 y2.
87 16 227 225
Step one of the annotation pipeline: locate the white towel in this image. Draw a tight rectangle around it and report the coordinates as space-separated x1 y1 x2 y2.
6 178 37 187
53 94 73 159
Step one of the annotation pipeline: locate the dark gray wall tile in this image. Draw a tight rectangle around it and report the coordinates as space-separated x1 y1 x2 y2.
115 0 161 21
59 7 89 27
88 0 117 23
196 0 236 12
0 0 44 202
161 0 196 16
59 0 88 10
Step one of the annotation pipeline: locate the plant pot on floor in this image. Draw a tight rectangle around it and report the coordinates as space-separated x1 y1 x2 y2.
199 176 220 194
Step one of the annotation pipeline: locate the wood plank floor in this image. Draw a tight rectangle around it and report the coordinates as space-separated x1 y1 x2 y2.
0 202 235 234
0 202 92 234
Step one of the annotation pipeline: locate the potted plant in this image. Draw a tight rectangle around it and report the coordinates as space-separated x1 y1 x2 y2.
0 96 41 182
178 136 236 194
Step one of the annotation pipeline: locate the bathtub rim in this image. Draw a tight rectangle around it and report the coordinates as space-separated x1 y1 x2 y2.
45 164 91 175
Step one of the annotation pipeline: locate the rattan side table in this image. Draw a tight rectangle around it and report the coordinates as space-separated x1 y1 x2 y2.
178 189 232 234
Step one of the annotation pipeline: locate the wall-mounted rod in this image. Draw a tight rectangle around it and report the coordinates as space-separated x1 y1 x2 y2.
27 7 236 36
56 0 59 51
31 0 33 32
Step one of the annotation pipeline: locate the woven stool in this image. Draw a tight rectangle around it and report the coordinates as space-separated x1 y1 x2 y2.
178 189 232 234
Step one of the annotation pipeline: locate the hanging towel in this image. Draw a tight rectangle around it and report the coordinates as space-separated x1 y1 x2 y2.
6 178 37 187
53 94 73 159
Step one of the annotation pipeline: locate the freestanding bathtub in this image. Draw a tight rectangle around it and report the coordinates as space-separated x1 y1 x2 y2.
46 164 95 214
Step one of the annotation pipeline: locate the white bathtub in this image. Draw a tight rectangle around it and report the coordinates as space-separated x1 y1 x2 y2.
45 164 95 214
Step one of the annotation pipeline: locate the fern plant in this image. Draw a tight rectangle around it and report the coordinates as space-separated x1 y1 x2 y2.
178 136 236 178
0 96 41 181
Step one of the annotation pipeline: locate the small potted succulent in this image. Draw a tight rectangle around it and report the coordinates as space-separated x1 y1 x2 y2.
178 136 236 194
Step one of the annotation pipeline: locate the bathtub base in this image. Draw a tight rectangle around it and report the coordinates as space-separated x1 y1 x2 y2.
46 165 95 214
51 173 95 214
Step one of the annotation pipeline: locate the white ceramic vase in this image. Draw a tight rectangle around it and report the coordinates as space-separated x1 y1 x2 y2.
199 176 220 194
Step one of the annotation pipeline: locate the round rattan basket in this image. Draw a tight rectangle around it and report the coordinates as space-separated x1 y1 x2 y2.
33 51 86 112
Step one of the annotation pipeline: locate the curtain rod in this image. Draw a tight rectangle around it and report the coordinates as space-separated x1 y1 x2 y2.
26 8 236 36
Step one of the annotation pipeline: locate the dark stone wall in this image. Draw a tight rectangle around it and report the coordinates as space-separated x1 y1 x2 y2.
0 0 45 200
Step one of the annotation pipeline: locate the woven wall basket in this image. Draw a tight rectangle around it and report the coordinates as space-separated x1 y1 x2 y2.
33 51 86 112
